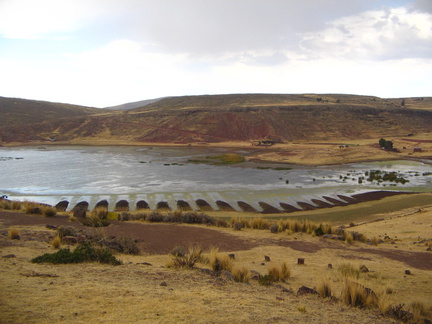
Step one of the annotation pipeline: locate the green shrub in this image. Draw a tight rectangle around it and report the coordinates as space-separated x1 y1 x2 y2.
31 242 121 265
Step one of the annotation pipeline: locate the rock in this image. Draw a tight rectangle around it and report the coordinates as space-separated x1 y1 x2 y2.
276 296 284 301
11 234 20 240
322 234 343 240
297 258 305 265
73 207 86 219
405 270 411 275
228 253 235 260
45 225 58 230
2 254 16 258
327 264 333 269
160 281 167 287
427 247 431 251
297 286 319 296
219 270 234 281
359 265 369 273
264 255 271 262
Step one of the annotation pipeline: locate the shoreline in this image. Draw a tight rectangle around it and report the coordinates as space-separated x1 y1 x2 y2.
2 139 432 167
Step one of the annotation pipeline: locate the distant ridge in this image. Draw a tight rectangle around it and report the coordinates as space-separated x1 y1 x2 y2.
0 93 431 144
104 97 168 110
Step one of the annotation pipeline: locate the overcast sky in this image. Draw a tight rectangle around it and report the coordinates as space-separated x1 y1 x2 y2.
0 0 431 107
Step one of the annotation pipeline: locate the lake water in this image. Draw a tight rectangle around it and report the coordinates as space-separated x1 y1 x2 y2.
1 146 431 211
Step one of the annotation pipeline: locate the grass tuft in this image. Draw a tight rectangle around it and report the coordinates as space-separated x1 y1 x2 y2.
232 266 250 283
51 236 61 249
8 227 20 240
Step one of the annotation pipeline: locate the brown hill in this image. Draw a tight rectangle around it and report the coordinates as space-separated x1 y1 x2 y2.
0 94 431 144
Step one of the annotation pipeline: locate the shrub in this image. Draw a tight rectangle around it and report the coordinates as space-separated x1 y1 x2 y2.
51 236 61 249
8 227 20 240
259 273 274 286
270 224 279 233
79 215 110 227
31 242 121 265
57 226 81 238
90 207 108 220
103 236 140 255
42 206 57 217
170 244 202 269
22 201 41 214
232 266 250 283
171 245 187 257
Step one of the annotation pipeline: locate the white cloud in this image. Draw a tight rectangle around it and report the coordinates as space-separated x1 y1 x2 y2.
300 7 432 60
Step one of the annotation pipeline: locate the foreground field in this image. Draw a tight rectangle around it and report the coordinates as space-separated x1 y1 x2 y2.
1 194 431 323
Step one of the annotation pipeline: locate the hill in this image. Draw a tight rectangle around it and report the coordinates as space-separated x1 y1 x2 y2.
0 94 431 146
0 96 102 127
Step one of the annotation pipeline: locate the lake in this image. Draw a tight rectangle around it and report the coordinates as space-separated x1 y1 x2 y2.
1 146 431 212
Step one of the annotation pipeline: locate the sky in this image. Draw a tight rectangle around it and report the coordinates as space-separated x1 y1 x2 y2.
0 0 431 108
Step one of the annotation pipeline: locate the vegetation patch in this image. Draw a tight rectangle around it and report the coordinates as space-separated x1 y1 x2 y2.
31 242 122 265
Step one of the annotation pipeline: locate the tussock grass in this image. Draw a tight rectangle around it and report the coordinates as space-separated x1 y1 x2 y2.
169 244 203 269
207 248 234 272
337 263 360 279
250 217 271 230
316 278 332 298
232 266 250 283
41 206 57 217
51 236 61 249
8 227 20 239
0 199 11 210
410 301 427 318
341 280 377 308
90 207 108 219
267 262 291 282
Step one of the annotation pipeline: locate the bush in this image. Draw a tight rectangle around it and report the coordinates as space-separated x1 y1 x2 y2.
270 224 279 233
170 244 202 269
101 236 140 255
259 273 274 286
79 215 110 227
90 207 108 219
31 242 122 265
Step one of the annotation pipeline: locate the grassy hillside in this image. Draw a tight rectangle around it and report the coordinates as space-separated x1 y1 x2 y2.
0 96 101 127
0 94 431 144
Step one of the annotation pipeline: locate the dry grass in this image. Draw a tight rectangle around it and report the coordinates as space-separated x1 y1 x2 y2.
8 227 20 239
337 263 360 279
341 280 377 308
41 206 57 217
232 266 250 283
267 262 291 281
51 236 61 249
207 247 234 272
316 277 332 298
